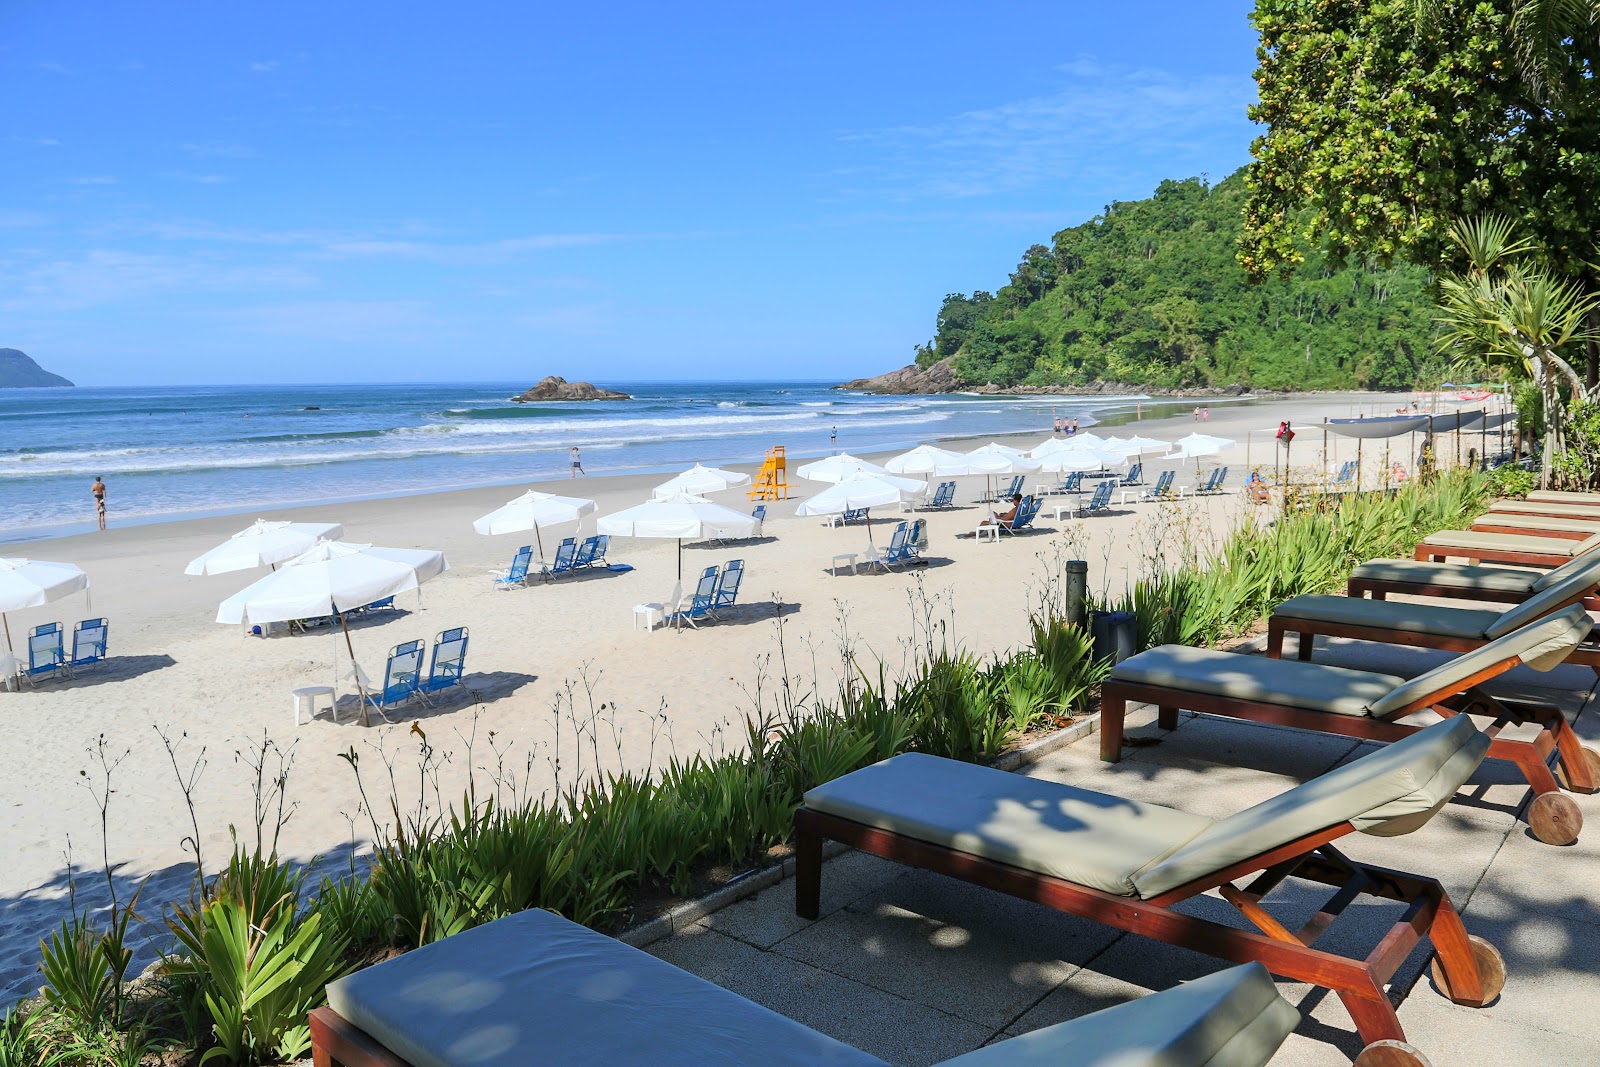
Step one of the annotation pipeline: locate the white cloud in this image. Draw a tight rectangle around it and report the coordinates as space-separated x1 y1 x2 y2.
316 233 635 264
182 141 254 158
0 210 48 228
0 249 317 313
66 176 118 186
164 172 232 184
8 136 61 147
214 300 435 343
249 60 279 73
37 62 74 76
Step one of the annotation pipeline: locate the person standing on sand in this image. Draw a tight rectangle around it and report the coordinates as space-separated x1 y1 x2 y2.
1193 407 1201 421
570 447 584 478
91 476 106 530
1070 416 1079 435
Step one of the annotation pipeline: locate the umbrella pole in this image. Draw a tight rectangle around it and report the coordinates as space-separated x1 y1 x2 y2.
678 538 683 581
2 612 10 657
534 524 545 564
341 612 373 727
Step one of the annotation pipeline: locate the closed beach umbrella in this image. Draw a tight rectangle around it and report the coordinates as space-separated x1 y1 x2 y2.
796 472 925 549
184 519 345 576
884 444 964 475
597 491 759 579
217 540 448 724
650 463 751 500
0 557 90 660
472 490 597 560
796 453 889 483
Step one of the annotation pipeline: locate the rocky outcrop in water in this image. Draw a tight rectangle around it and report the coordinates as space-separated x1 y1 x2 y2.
512 376 630 402
837 359 961 394
0 349 73 388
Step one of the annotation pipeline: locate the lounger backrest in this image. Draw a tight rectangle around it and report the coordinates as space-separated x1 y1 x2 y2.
1131 716 1488 899
572 538 598 567
691 567 719 610
1370 606 1592 717
1090 481 1112 508
1531 546 1600 592
1485 556 1600 636
717 560 744 603
73 619 107 661
429 628 468 684
1577 532 1600 553
1126 463 1142 483
381 640 426 704
1155 470 1173 494
507 546 532 579
29 623 62 668
592 534 609 559
551 540 577 569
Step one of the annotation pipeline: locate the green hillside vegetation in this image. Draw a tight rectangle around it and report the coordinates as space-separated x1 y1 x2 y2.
916 171 1439 390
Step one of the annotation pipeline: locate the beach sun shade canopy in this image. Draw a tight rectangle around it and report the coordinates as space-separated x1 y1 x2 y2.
597 492 760 541
1168 433 1236 460
1104 435 1171 457
0 557 90 612
215 541 448 625
794 472 927 516
650 463 752 500
795 453 890 483
1039 445 1125 473
184 519 346 576
933 443 1044 477
883 444 964 475
472 491 598 537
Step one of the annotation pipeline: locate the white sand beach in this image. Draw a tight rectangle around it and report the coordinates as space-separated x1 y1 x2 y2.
0 392 1442 1003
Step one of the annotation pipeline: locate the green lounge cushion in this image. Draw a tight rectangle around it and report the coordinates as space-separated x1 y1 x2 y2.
939 963 1298 1067
1478 513 1600 533
1109 644 1406 717
1273 595 1499 639
1531 548 1600 591
1132 717 1489 898
1420 530 1600 556
1350 558 1542 596
803 752 1213 897
325 909 887 1067
1529 490 1600 505
1488 500 1600 519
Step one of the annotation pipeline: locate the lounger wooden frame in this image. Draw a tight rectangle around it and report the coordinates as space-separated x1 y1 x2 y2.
1412 539 1581 567
795 808 1504 1055
1345 575 1600 613
1267 605 1600 675
1101 672 1593 845
1469 520 1596 541
1487 502 1600 520
309 1008 407 1067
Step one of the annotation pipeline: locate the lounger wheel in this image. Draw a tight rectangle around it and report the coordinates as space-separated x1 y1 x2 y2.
1354 1040 1434 1067
1527 790 1583 846
1430 935 1505 1007
1554 746 1600 795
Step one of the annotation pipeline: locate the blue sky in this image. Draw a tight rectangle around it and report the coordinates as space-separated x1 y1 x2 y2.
2 1 1260 385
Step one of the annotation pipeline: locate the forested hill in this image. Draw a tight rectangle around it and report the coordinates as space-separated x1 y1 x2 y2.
914 170 1436 391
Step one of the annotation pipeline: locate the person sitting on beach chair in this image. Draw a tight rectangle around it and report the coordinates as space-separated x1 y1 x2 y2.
978 493 1023 533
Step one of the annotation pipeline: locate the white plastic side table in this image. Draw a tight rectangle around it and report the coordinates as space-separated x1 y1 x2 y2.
293 685 336 726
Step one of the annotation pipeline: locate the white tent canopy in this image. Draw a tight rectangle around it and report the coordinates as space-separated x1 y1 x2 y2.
597 491 760 578
0 557 91 664
795 453 889 483
216 541 447 625
884 444 964 475
472 490 597 559
650 463 751 500
185 519 345 576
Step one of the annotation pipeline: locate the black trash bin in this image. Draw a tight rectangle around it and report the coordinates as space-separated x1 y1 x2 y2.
1090 609 1137 666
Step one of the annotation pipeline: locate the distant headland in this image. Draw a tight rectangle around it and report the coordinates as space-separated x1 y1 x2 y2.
512 375 630 402
0 349 73 389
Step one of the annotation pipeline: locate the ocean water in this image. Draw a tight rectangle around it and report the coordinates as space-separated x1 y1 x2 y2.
0 380 1169 541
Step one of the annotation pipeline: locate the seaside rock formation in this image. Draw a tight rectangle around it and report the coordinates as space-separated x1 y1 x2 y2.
0 348 73 388
838 358 961 394
512 376 631 402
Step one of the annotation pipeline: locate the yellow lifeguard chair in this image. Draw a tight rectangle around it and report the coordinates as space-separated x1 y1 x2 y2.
749 445 789 500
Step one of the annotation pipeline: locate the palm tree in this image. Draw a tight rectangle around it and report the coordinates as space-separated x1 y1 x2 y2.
1509 0 1600 99
1434 216 1600 485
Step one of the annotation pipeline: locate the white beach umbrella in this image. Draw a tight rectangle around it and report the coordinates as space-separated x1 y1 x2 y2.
597 491 759 579
1110 435 1171 458
1029 437 1076 458
796 473 925 549
795 453 889 483
0 557 91 662
884 444 964 475
1169 432 1235 460
1038 445 1124 473
472 490 598 559
184 519 345 576
650 463 752 500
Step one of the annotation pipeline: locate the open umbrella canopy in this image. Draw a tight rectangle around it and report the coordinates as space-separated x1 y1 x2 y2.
0 557 90 611
934 444 1043 477
794 472 926 516
884 444 964 475
1104 435 1171 457
216 541 447 625
1038 446 1124 473
185 519 345 576
598 491 761 540
1169 433 1235 460
650 463 752 500
472 491 597 536
795 453 889 483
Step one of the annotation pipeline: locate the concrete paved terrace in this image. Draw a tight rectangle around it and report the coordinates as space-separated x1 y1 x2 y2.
646 638 1600 1066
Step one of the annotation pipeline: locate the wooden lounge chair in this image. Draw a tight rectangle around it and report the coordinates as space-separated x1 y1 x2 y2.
1486 499 1600 521
1348 549 1600 611
1412 529 1600 567
1469 512 1600 540
796 716 1503 1060
310 909 1309 1067
1528 489 1600 506
1104 607 1597 845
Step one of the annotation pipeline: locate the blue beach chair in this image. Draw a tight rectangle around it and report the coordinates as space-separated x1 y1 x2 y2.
493 546 534 588
570 537 600 569
367 639 426 714
907 518 928 558
1000 495 1042 534
416 627 469 702
669 566 720 629
539 539 579 580
872 522 918 570
1061 471 1084 495
1081 480 1114 515
830 506 869 527
713 560 744 613
1140 470 1176 501
69 618 109 674
1121 462 1143 486
25 623 65 685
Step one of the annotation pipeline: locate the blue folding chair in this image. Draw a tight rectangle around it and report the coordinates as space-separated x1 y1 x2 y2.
669 566 720 629
494 546 534 588
713 560 744 613
831 507 869 527
539 539 580 580
69 618 108 674
906 518 928 558
367 639 425 715
570 537 600 569
1140 470 1176 501
1001 495 1042 534
1121 462 1143 487
25 623 65 685
932 482 956 508
873 523 916 570
752 505 767 531
1062 471 1084 495
416 627 469 702
586 534 610 567
1081 480 1114 515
